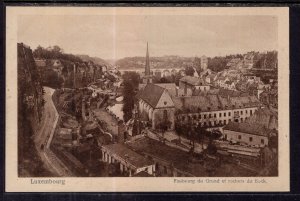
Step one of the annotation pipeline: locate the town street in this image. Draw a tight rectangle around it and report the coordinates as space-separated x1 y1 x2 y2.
34 87 73 176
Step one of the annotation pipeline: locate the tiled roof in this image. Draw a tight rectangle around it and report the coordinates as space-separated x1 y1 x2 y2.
223 122 274 137
126 137 190 170
246 108 278 130
136 84 165 108
102 143 154 168
173 94 260 112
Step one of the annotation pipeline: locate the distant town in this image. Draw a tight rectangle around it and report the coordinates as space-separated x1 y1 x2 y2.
18 42 278 177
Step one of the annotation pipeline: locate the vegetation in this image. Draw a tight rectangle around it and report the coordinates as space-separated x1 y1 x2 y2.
207 57 228 72
185 66 195 76
122 72 140 122
33 45 83 63
253 51 278 69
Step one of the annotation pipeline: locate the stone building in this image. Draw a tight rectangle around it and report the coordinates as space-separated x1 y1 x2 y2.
223 122 276 147
179 76 210 95
173 94 261 127
101 143 155 176
136 84 175 130
201 55 208 71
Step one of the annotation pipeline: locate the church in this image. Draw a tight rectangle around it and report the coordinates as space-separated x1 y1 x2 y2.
137 43 175 130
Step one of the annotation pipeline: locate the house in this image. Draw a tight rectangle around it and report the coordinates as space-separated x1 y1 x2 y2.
223 122 276 147
126 136 207 177
223 80 236 90
179 76 210 94
259 89 278 108
205 73 217 84
173 94 261 127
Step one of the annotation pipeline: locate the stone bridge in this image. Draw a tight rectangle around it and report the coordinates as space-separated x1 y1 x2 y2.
119 67 185 77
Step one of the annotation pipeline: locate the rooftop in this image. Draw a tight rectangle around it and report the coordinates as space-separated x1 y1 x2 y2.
223 122 274 137
136 84 166 108
173 94 260 113
102 143 154 169
126 137 209 176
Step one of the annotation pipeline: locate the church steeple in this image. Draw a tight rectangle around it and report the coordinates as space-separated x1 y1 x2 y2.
145 42 150 76
142 42 153 84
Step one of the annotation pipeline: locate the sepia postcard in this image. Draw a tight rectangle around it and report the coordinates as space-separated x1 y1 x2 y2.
5 6 289 192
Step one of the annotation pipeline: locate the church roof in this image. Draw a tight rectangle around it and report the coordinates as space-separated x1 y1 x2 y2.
154 83 177 97
136 84 165 108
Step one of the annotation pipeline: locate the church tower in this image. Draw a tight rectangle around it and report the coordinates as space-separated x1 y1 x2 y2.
142 42 153 84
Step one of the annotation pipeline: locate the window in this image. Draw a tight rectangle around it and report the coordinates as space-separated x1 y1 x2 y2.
219 113 222 117
224 112 226 117
214 113 216 118
238 135 241 139
209 114 212 118
241 111 243 115
224 120 226 124
214 121 217 125
163 110 168 121
261 139 265 144
229 119 232 122
250 110 253 115
229 112 231 116
246 110 248 114
241 118 243 122
204 114 207 119
199 115 201 119
204 122 207 126
249 137 253 142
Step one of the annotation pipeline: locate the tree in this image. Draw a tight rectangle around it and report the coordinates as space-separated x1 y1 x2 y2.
122 71 140 122
193 57 202 72
208 57 227 72
157 120 171 140
196 124 205 150
122 80 135 122
185 66 195 76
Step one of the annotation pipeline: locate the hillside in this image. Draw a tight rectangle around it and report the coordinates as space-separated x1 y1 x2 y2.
116 55 195 70
77 54 111 67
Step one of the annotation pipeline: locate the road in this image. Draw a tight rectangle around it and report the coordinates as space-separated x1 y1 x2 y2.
34 87 73 177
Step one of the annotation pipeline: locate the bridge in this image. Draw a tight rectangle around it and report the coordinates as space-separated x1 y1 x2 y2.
118 67 185 77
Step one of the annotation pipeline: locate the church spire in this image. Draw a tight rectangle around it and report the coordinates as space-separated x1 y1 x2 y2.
145 42 150 76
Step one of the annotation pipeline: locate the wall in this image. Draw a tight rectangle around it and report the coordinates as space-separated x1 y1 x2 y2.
223 129 268 146
152 108 175 130
177 107 259 126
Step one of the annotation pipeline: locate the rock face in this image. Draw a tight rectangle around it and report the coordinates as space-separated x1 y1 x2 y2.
18 43 45 176
18 43 44 136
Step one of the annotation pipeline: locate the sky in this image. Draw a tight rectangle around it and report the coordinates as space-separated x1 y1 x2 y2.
18 15 278 60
